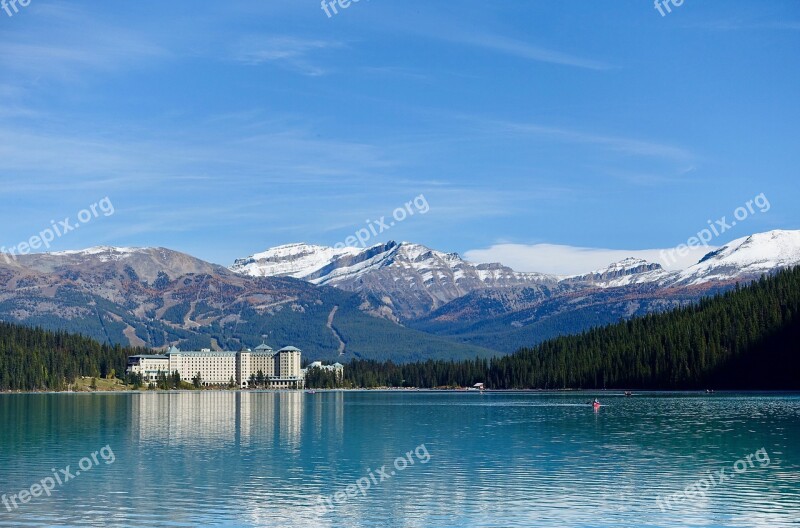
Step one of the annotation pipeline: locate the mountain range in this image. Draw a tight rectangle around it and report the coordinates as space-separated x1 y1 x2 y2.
1 229 798 362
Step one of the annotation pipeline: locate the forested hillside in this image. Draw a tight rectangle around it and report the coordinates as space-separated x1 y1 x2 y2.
342 267 800 390
0 323 136 390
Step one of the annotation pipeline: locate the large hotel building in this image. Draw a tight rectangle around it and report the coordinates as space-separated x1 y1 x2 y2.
126 344 304 389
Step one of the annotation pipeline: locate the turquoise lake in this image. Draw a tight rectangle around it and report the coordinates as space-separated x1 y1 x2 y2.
0 391 798 527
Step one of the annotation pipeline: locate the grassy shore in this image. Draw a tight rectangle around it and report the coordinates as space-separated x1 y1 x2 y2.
71 377 130 392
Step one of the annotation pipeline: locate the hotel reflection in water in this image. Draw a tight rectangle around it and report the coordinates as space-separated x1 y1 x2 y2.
130 391 345 447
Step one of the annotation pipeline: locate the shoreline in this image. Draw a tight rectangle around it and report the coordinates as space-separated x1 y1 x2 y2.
2 388 799 395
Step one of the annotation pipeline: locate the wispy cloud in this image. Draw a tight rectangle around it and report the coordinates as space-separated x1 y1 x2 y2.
0 121 395 190
386 6 613 72
233 36 344 76
601 165 698 186
689 19 800 31
489 120 694 162
361 66 431 81
444 32 613 71
0 6 167 81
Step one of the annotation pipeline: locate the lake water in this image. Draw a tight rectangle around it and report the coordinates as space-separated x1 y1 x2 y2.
0 391 798 527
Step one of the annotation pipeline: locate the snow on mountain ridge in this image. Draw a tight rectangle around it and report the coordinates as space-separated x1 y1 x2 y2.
232 241 552 286
50 246 146 256
231 241 557 319
554 230 800 289
579 257 660 276
231 243 361 279
47 246 153 262
563 257 671 288
232 231 800 291
675 229 800 285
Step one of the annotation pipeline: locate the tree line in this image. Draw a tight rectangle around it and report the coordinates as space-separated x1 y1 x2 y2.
0 323 139 391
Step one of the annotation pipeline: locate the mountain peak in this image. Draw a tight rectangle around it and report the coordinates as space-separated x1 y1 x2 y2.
17 246 222 283
49 246 150 257
678 229 800 285
602 257 655 270
232 243 363 278
231 240 555 319
566 257 667 288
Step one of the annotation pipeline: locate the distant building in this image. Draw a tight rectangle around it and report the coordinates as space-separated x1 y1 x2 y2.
126 344 304 389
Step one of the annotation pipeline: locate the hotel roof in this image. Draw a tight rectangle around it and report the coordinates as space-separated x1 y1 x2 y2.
132 345 300 357
171 351 238 356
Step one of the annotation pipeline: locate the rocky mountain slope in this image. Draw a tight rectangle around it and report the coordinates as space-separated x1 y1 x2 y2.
0 247 497 362
2 230 796 361
234 230 800 352
232 241 556 320
234 230 800 321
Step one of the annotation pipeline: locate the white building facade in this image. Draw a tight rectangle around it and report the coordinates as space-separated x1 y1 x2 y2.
127 344 304 389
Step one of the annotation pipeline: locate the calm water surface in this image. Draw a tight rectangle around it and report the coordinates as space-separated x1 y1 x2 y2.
0 391 798 527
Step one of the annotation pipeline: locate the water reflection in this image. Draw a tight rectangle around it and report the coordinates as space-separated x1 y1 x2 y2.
130 391 322 448
0 392 797 527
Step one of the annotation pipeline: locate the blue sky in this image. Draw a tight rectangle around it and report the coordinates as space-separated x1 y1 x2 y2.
0 1 798 273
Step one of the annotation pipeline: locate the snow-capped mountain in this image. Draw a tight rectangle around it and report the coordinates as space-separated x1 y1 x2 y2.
48 246 147 259
232 230 800 321
564 257 673 288
20 246 222 283
545 230 800 289
673 230 800 286
0 228 797 359
232 241 556 319
230 243 362 279
0 246 492 361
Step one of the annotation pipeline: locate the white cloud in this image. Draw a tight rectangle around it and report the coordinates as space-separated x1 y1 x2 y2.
464 243 716 275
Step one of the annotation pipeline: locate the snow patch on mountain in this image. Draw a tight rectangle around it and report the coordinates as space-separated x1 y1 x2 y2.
48 246 151 262
563 257 672 288
233 241 553 287
231 243 361 279
232 241 557 319
233 231 800 295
